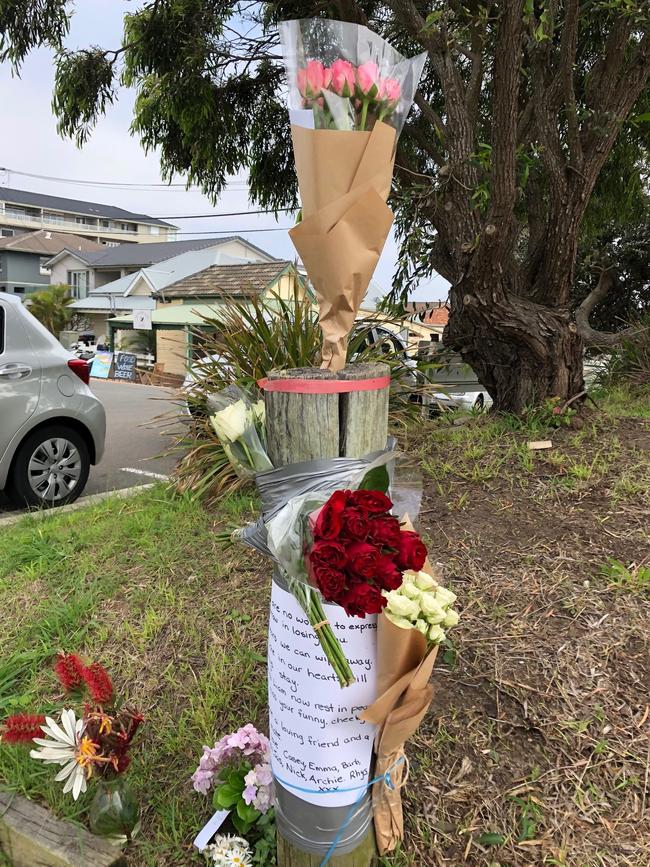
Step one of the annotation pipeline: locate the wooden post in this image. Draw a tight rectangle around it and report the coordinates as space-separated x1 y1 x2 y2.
265 362 390 867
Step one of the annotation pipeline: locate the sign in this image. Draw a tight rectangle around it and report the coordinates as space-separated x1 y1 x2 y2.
113 352 138 382
133 309 152 330
268 583 378 807
90 351 113 379
193 809 230 852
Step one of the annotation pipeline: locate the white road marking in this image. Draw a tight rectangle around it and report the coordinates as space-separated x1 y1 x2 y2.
119 467 169 481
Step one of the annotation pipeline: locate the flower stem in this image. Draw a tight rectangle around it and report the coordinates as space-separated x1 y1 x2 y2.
360 99 369 131
291 584 355 688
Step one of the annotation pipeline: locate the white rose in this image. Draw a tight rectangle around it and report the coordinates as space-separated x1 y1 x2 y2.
211 400 249 442
414 571 437 591
384 611 414 630
252 400 265 425
419 593 445 623
385 592 420 620
415 618 429 635
400 580 421 600
443 608 460 628
434 586 457 608
428 624 446 644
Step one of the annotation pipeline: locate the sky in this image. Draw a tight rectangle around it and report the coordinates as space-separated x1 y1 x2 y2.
0 1 449 303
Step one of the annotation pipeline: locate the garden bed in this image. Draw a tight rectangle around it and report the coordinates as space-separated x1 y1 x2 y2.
1 384 648 866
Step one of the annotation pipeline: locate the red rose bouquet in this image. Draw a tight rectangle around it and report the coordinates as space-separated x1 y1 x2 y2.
307 489 427 618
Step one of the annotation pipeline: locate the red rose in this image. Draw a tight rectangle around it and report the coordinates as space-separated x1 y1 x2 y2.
349 489 393 514
309 540 346 569
313 490 350 539
346 541 380 579
340 508 369 541
314 565 346 602
375 554 403 591
368 515 401 547
395 530 427 571
340 582 387 617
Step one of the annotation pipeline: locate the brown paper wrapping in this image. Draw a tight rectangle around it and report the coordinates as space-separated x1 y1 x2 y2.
359 522 442 855
289 121 397 370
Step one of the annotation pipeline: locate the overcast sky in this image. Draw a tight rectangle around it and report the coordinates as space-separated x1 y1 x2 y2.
0 1 448 302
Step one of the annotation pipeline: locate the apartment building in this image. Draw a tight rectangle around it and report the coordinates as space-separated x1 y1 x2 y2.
0 187 177 245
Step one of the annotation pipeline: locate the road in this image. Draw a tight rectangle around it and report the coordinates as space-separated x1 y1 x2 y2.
0 380 184 515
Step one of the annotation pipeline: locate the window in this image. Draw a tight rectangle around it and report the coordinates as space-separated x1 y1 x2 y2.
75 216 91 225
13 287 24 294
0 307 4 353
67 270 90 299
43 212 65 224
1 229 14 237
39 256 51 276
430 333 440 343
120 222 137 232
100 219 110 228
149 225 160 235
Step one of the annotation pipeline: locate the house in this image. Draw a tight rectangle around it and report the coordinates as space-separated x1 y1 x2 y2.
0 187 177 245
65 237 281 347
405 301 449 347
107 260 304 377
47 235 276 303
0 230 104 297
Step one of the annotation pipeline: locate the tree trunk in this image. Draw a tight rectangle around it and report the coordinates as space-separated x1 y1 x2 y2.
445 276 585 413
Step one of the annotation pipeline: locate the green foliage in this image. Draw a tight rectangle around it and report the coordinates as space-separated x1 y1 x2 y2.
358 465 390 494
599 558 650 593
0 0 68 66
53 49 116 145
26 283 72 336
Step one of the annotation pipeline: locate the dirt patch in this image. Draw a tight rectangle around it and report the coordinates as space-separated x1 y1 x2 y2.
400 409 650 866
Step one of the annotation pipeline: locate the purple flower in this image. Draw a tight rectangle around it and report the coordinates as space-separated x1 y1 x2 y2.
254 763 273 787
242 784 257 805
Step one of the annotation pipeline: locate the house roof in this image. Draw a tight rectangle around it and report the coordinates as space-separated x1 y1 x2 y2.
160 261 295 298
406 302 449 326
0 229 103 255
108 304 226 328
45 235 278 269
0 186 175 228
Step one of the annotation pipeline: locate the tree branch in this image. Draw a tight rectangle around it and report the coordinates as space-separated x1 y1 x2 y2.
575 268 644 347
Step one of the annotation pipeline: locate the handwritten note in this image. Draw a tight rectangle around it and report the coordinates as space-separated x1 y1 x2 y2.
268 582 378 807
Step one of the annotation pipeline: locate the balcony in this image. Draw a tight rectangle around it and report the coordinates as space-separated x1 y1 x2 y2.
0 209 139 236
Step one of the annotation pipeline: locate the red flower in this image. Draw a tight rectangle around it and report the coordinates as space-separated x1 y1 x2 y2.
54 653 86 691
340 508 369 541
395 530 427 571
340 582 387 617
346 541 380 579
82 663 114 705
314 565 346 602
313 490 350 539
309 540 346 569
1 713 46 743
349 490 393 515
375 554 403 591
368 515 401 547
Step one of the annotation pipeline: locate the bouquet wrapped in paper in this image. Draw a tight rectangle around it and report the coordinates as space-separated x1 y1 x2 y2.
278 19 426 370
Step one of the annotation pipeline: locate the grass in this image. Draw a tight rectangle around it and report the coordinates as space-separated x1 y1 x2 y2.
1 382 649 866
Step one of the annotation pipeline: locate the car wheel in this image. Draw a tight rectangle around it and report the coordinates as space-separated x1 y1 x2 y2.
9 425 90 508
473 394 485 410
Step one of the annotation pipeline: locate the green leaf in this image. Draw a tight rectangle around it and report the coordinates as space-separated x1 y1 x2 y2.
227 770 246 790
231 811 253 836
236 800 261 823
477 832 506 846
358 465 390 493
214 783 241 809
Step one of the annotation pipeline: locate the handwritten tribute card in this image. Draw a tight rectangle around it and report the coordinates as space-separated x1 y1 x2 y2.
268 582 378 807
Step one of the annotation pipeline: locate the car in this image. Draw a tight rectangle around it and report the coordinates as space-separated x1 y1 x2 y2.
0 293 106 508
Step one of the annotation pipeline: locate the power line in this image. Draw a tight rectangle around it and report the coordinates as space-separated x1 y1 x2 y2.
0 167 250 191
154 208 294 219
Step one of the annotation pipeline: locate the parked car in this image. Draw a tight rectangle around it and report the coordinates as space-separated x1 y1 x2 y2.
0 293 106 508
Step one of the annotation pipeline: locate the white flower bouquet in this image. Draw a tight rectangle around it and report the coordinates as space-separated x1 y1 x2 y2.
383 569 460 645
208 386 272 478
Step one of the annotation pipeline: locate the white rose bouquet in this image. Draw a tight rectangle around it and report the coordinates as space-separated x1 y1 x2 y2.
382 569 460 645
207 387 273 478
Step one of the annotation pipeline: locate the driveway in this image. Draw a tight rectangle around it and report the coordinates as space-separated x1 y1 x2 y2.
0 379 184 515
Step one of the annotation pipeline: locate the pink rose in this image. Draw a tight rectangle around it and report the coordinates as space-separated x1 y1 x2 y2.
297 60 330 98
356 61 380 97
379 77 401 104
329 59 356 97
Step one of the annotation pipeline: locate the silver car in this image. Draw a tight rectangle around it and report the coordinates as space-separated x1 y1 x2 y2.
0 293 106 508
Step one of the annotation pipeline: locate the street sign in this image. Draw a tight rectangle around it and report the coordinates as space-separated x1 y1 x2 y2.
133 309 153 330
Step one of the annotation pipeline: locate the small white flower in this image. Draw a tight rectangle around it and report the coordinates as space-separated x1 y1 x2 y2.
434 586 457 608
29 709 92 801
443 608 460 628
210 400 250 443
400 580 421 601
384 611 415 630
204 834 252 866
428 624 446 644
252 400 265 425
384 591 420 620
419 593 445 623
414 618 429 635
413 570 437 591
